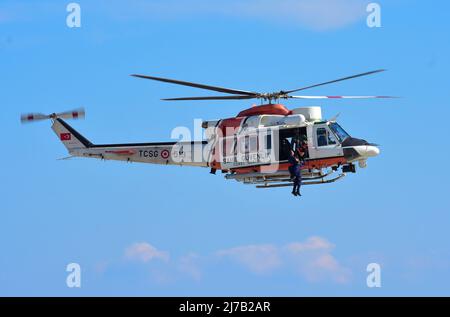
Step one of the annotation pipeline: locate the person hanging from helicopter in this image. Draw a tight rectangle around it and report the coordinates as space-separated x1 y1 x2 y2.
288 150 297 179
295 145 306 196
288 139 305 177
288 150 301 196
288 144 306 197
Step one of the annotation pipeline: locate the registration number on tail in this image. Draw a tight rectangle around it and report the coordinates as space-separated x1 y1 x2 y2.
139 149 170 159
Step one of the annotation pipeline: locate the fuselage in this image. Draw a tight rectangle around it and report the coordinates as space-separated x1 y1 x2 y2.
205 104 379 176
50 103 379 188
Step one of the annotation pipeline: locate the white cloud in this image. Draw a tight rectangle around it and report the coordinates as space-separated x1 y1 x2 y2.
122 237 349 284
0 0 369 30
178 252 202 281
284 236 351 283
216 244 282 274
225 0 369 31
124 242 169 263
285 236 334 253
102 0 370 31
216 236 350 283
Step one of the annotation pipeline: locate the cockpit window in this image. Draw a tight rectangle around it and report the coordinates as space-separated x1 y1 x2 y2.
317 127 337 146
329 122 350 143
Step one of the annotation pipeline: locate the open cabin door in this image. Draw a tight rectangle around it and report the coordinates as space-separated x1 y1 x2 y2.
277 127 309 162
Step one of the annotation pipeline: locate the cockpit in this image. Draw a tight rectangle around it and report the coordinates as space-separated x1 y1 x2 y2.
316 122 350 147
277 122 352 162
329 122 350 143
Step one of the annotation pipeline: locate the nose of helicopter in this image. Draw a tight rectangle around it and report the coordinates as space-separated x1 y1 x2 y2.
355 145 380 158
342 137 380 161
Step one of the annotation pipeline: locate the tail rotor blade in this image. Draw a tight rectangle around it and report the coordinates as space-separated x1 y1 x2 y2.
56 108 85 120
20 113 49 124
20 108 85 124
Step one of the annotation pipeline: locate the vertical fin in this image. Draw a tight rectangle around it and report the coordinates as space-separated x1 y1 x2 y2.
51 118 92 152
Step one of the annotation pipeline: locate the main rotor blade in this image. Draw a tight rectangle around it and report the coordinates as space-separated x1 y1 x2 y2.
162 95 256 101
285 69 386 94
289 95 396 99
131 74 258 96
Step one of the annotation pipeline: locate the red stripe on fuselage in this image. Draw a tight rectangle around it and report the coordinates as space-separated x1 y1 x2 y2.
229 156 347 174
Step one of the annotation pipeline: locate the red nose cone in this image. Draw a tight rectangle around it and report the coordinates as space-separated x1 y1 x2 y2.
237 104 292 117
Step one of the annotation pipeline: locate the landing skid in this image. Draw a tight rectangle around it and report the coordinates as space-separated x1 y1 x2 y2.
255 173 346 189
242 171 334 185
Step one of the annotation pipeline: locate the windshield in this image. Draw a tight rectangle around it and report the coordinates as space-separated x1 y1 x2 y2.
329 122 350 143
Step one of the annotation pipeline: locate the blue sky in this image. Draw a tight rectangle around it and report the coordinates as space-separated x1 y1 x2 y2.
1 0 450 296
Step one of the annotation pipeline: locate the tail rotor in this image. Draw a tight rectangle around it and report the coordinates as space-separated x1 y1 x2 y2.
20 108 85 124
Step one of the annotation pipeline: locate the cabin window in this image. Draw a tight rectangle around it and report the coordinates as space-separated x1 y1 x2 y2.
244 135 250 154
317 127 337 146
222 137 226 157
221 136 234 158
238 135 258 154
238 135 247 154
328 129 337 145
249 135 258 153
265 133 272 150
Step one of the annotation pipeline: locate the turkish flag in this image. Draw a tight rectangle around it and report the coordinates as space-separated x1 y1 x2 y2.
60 133 71 141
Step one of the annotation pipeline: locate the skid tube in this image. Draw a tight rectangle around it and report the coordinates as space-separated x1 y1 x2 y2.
255 173 346 188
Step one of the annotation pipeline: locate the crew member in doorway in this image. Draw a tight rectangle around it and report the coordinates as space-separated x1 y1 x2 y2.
299 134 308 158
280 138 292 161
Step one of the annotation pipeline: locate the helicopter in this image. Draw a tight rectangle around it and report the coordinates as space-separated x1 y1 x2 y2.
21 69 392 189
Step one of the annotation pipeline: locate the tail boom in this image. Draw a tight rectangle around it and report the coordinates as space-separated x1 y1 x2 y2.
52 118 209 167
